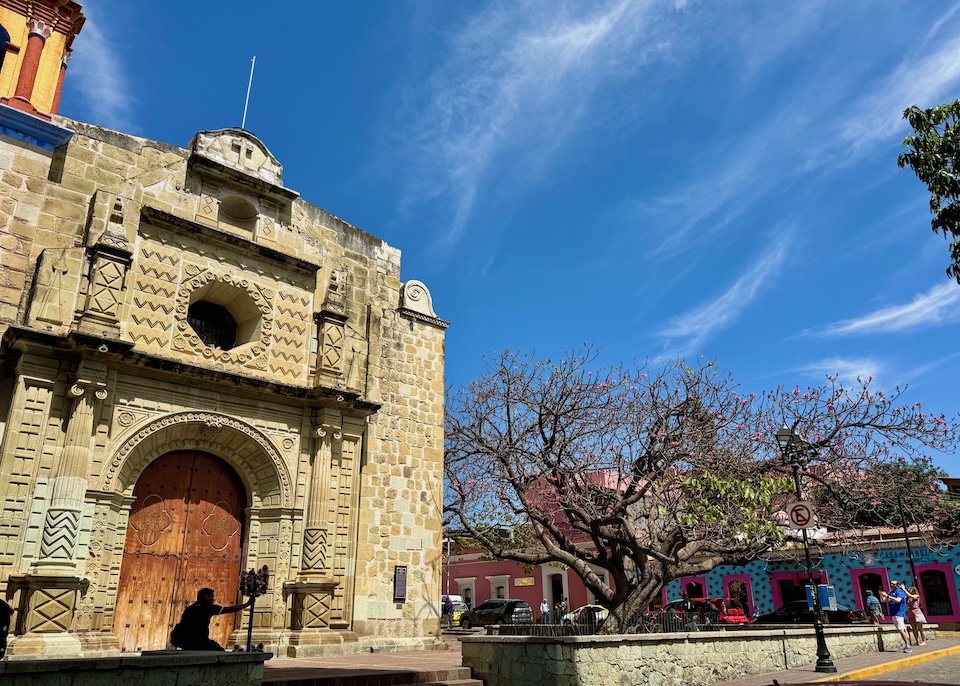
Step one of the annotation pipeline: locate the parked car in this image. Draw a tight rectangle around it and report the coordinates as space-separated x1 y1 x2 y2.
661 598 750 631
752 600 866 625
441 595 470 627
560 604 609 625
459 599 534 630
450 600 469 626
663 597 750 625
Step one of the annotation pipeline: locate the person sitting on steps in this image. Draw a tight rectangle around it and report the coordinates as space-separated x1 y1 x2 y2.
170 588 252 651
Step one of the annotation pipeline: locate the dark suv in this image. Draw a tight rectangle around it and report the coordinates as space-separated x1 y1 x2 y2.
459 599 534 630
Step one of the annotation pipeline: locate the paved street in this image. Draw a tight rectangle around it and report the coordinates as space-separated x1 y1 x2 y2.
859 652 960 683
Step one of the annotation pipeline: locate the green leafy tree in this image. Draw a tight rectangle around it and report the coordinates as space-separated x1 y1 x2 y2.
898 100 960 282
811 456 944 528
444 348 957 634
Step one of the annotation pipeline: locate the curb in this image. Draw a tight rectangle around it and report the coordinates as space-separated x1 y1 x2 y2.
812 643 960 682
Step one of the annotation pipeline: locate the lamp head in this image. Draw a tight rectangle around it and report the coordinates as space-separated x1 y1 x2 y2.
775 424 796 449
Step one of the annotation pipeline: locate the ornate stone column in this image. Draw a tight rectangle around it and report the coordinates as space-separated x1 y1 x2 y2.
327 415 365 629
314 268 348 387
283 410 342 655
8 364 107 657
301 414 340 575
13 18 51 102
76 194 135 338
35 369 107 571
52 49 72 115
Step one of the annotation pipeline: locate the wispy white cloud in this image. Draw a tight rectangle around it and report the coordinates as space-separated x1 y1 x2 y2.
67 6 137 132
392 0 664 251
795 357 886 387
838 32 960 156
819 283 960 336
628 7 960 258
658 233 790 353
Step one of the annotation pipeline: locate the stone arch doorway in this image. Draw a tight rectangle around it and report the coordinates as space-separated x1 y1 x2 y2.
114 451 247 652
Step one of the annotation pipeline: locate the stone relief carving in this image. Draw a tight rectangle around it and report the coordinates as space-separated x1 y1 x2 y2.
30 248 79 326
189 129 284 187
104 411 292 508
175 263 275 368
400 280 438 318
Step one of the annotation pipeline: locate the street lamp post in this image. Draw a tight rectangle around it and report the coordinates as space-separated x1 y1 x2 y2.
776 424 837 674
895 493 919 587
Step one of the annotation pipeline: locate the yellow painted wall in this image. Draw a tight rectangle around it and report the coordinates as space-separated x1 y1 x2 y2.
0 7 68 112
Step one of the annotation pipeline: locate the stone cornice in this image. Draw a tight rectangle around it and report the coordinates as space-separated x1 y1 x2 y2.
141 205 320 275
2 325 382 415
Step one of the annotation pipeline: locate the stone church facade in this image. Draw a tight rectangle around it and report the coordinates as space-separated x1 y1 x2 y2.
0 1 447 659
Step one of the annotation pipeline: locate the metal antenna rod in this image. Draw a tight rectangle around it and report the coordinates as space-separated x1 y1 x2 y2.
241 56 256 130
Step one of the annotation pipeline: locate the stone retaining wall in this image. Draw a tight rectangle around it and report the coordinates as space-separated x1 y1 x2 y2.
461 627 914 686
0 651 269 685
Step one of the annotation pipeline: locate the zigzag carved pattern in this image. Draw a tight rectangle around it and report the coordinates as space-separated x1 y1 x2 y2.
29 588 74 632
272 349 305 364
273 333 301 348
275 320 307 335
138 264 178 280
129 328 167 346
276 304 309 319
277 290 310 306
301 528 327 570
130 313 172 330
39 509 78 560
132 296 174 314
140 247 181 266
268 362 299 378
134 279 176 299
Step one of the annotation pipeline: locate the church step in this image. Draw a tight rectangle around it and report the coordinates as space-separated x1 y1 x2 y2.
262 666 480 686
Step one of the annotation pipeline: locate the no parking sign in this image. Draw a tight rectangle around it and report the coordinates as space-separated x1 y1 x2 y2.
786 501 816 530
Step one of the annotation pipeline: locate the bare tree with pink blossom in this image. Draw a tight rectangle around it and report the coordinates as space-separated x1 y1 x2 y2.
444 347 957 634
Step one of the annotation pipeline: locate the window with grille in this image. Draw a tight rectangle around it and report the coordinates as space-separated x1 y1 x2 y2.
187 301 238 350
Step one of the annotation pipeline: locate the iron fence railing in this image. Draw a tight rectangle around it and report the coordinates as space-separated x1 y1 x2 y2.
488 610 725 636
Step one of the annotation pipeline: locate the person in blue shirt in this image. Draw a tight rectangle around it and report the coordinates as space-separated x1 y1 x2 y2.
883 580 911 653
864 590 882 624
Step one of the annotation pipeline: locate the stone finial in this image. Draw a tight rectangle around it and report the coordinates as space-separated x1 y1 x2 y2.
399 280 438 319
189 129 283 186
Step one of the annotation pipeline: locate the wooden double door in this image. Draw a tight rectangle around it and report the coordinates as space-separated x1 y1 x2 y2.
114 451 246 652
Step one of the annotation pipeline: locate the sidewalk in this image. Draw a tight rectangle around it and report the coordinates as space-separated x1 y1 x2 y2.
262 634 464 684
261 632 960 686
711 633 960 686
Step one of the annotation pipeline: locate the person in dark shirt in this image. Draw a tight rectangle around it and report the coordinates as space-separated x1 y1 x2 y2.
0 599 13 659
170 588 252 651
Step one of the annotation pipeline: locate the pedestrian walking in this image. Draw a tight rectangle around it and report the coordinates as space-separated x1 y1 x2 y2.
864 590 883 625
882 580 912 653
443 597 454 629
905 585 927 646
540 598 551 624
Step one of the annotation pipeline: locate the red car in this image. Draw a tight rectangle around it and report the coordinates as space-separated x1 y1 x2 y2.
663 597 750 627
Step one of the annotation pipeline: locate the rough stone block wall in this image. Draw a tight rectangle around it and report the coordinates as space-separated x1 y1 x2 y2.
462 627 911 686
0 117 446 654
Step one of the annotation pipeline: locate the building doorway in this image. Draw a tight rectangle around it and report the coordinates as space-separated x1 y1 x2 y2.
919 568 955 617
114 451 246 651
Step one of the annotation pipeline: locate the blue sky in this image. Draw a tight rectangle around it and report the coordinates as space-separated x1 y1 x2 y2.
65 2 960 474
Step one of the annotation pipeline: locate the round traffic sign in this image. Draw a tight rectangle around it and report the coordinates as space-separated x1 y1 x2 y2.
787 501 815 530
